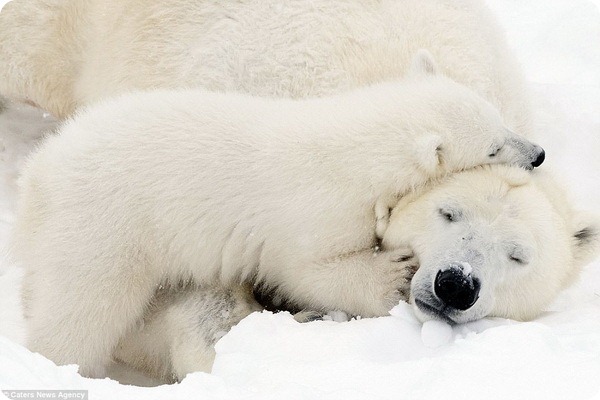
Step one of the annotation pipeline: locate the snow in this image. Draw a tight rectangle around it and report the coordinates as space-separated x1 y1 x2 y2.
420 320 454 348
0 0 599 399
460 262 472 275
322 310 350 323
440 261 473 275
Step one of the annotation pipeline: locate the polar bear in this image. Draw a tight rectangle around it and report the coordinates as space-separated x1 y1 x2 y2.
1 0 596 383
0 0 530 135
112 165 600 383
12 57 544 378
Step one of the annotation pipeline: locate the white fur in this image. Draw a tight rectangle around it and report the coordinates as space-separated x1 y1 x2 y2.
12 71 537 376
113 284 262 383
0 0 530 136
382 166 600 324
2 0 597 383
116 165 600 383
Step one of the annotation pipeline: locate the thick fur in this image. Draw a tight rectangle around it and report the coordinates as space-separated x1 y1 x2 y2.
3 0 597 383
382 166 600 324
12 69 540 377
113 284 262 383
0 0 530 135
118 166 600 382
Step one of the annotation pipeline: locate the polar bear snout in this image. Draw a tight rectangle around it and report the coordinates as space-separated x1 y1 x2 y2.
412 265 482 324
434 268 480 311
531 146 545 168
502 136 546 170
522 145 545 170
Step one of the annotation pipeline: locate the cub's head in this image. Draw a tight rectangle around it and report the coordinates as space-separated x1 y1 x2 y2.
382 165 600 323
407 50 545 174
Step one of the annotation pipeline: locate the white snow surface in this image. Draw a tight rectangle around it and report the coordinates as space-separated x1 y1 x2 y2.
0 1 599 399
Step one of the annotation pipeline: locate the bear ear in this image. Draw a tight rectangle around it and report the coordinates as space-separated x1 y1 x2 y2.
571 212 600 267
409 49 439 77
414 133 443 175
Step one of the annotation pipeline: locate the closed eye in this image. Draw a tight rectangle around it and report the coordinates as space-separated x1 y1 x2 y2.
488 146 503 158
506 242 531 266
509 256 525 264
509 254 528 265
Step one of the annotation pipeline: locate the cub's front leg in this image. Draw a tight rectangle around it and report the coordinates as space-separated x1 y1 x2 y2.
273 247 419 318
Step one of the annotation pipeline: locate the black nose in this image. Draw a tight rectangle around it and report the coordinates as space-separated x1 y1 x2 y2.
434 269 480 311
531 149 545 168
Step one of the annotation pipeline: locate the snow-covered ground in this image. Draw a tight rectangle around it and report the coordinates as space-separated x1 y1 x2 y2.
0 1 599 399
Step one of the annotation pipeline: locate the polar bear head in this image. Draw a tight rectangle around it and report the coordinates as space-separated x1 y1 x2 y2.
406 50 545 174
382 165 600 323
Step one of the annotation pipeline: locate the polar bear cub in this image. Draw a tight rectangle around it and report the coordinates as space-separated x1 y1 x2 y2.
13 52 544 377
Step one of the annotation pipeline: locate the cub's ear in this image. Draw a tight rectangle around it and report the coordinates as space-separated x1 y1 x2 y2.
414 133 443 175
571 212 600 267
409 49 439 77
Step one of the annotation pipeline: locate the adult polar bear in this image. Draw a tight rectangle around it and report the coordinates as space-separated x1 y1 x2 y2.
0 0 530 135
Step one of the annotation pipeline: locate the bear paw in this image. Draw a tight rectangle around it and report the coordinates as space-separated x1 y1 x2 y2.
367 246 420 313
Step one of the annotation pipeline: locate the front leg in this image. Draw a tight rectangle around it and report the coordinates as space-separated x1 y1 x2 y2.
271 247 419 318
